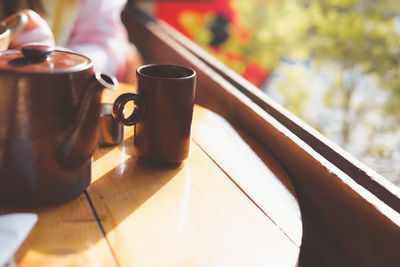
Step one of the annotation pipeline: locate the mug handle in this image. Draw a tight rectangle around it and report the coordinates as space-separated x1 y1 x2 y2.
113 93 143 126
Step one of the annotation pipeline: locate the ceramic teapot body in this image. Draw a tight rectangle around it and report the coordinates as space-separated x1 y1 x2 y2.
0 45 117 205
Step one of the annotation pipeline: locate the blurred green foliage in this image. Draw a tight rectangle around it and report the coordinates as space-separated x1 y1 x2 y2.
179 0 400 182
236 0 400 182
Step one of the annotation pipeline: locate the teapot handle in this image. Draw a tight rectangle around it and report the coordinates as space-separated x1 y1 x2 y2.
3 12 28 38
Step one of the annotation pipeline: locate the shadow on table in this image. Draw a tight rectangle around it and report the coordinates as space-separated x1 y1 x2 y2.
88 137 183 231
8 136 182 263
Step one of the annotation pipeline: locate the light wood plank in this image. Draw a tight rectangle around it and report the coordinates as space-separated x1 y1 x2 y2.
0 195 117 267
192 105 302 246
89 135 299 266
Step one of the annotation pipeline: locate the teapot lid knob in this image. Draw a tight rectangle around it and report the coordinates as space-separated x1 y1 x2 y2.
21 44 53 62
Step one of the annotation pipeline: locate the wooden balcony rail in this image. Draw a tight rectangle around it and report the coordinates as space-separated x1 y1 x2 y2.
122 4 400 266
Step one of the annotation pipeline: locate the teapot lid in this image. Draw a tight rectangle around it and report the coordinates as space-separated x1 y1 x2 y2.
0 44 92 73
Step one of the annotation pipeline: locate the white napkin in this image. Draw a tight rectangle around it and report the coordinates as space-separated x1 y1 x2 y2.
0 213 38 267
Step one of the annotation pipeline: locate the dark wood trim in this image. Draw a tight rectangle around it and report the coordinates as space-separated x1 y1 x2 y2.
122 5 400 266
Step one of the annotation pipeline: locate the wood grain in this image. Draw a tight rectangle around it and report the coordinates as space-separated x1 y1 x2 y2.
0 195 116 267
88 128 299 266
192 105 302 247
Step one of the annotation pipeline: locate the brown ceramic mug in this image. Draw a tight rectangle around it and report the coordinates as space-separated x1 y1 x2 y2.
113 64 196 164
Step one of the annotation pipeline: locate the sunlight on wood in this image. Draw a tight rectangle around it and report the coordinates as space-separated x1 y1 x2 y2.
92 146 132 183
17 239 116 267
88 140 299 266
193 105 302 246
13 195 116 266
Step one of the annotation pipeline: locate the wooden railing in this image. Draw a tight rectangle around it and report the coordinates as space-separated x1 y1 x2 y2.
122 4 400 267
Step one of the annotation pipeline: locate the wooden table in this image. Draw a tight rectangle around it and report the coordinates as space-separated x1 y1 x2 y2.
1 85 302 267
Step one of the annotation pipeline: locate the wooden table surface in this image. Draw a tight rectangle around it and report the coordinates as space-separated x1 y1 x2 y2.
1 84 302 267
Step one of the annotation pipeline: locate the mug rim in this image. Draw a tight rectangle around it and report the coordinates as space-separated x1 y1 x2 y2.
137 63 196 80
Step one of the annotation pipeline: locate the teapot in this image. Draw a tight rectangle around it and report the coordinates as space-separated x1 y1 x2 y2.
0 44 118 205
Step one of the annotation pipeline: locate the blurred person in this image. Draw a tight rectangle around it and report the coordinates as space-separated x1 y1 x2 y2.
0 0 142 83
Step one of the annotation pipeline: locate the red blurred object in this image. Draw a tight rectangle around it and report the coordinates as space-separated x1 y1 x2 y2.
156 0 269 87
156 0 234 35
242 62 269 87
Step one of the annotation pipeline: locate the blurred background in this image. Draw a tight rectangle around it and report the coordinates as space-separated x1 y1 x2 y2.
152 0 400 187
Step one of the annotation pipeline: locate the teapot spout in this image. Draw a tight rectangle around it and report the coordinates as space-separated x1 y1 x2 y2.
57 71 118 168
